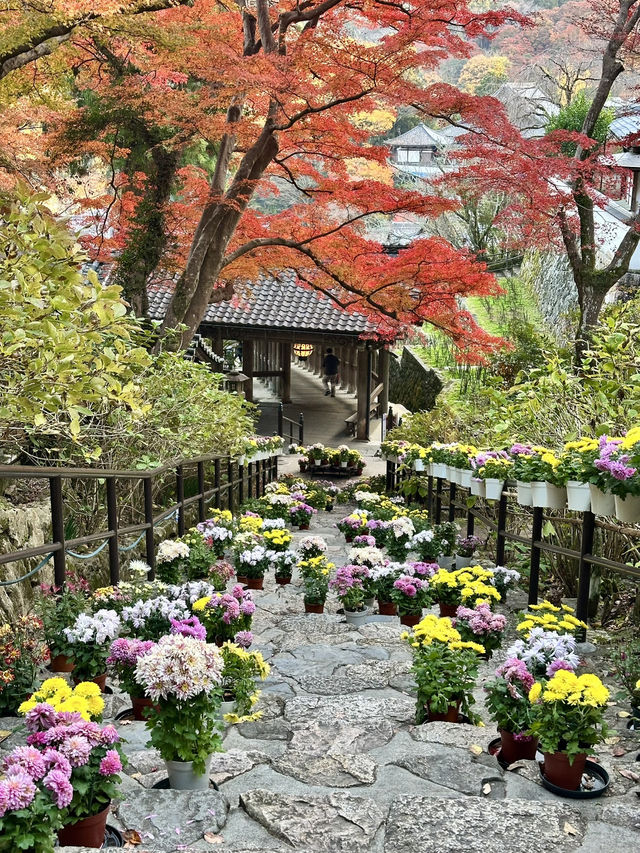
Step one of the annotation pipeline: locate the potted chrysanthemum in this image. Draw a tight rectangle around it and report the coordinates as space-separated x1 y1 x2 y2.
529 670 610 790
330 564 370 626
107 637 157 719
219 642 270 723
63 610 122 692
135 634 224 789
485 657 539 763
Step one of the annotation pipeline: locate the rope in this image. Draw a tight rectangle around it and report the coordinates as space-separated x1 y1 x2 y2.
0 552 54 587
66 539 111 559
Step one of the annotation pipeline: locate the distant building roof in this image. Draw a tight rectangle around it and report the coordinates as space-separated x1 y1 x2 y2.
384 123 449 148
493 82 559 139
147 273 377 337
609 107 640 143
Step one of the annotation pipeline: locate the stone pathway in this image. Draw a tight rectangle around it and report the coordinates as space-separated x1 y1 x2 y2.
2 505 640 852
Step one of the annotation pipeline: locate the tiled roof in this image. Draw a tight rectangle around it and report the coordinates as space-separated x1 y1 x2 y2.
147 273 376 335
610 111 640 142
384 123 448 148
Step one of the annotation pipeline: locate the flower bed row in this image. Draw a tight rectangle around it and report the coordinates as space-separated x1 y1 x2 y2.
291 443 366 475
381 432 640 522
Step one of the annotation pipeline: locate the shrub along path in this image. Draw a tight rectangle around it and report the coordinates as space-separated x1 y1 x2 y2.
1 505 639 852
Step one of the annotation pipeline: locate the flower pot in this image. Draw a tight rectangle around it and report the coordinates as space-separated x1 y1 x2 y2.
305 602 324 614
364 596 375 609
426 700 460 723
298 523 310 530
484 478 504 501
516 481 532 506
236 574 249 585
460 469 472 489
377 599 397 616
220 699 235 718
344 608 369 627
48 653 75 673
165 754 213 790
247 577 264 590
530 481 567 510
566 480 591 512
542 751 587 790
340 459 348 468
399 611 422 627
276 576 291 585
614 494 640 524
470 478 486 497
73 672 107 692
499 730 539 764
414 459 425 472
58 804 110 849
455 555 474 569
432 462 447 479
438 601 458 618
131 695 157 721
588 484 615 516
437 555 455 569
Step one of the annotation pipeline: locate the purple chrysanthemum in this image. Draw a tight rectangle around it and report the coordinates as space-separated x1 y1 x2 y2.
2 746 47 780
0 770 37 811
234 630 254 649
99 749 123 776
43 768 74 808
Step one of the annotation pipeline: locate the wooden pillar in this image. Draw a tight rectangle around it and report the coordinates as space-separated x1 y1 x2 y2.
212 329 224 359
379 347 390 415
356 347 369 440
281 342 292 403
243 339 254 402
348 346 357 395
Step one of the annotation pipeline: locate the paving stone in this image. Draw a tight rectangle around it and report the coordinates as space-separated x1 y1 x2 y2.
209 750 271 785
384 796 587 853
408 720 491 750
575 821 640 852
284 693 414 734
240 788 385 852
297 660 412 695
117 789 228 850
272 724 378 786
391 742 504 797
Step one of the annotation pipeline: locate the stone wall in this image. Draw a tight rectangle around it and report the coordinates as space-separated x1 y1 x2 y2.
0 498 53 622
389 346 443 413
520 250 577 342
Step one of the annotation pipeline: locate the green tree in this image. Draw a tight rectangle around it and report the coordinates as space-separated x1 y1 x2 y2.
0 187 150 460
546 92 614 156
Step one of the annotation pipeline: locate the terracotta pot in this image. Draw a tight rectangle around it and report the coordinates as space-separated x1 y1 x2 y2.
399 611 422 627
344 532 355 543
131 695 158 721
58 804 110 849
236 575 249 585
499 730 539 764
377 599 397 616
298 523 310 530
542 751 587 790
73 672 107 692
426 701 460 723
49 653 75 673
438 602 458 618
276 576 291 585
304 602 324 614
247 577 264 590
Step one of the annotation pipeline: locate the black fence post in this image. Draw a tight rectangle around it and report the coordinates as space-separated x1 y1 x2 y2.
298 413 304 445
466 507 475 538
227 459 235 512
427 476 433 518
496 493 508 566
197 461 206 522
176 465 185 536
385 460 393 492
435 478 443 524
576 511 596 640
143 477 155 579
106 476 120 585
238 460 245 506
49 475 66 588
528 506 544 605
278 403 284 437
448 482 456 523
214 458 221 510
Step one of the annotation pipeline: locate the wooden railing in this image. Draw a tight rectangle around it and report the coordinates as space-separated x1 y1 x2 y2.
385 461 640 638
0 453 280 588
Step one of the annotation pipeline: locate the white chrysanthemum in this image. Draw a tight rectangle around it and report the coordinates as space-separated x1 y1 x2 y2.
135 634 223 701
157 540 190 564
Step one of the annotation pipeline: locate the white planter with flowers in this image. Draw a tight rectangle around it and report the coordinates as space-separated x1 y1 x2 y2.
565 481 591 512
516 481 532 506
460 469 472 489
484 478 504 501
432 462 447 479
530 481 567 510
588 485 615 516
470 478 486 497
614 494 640 524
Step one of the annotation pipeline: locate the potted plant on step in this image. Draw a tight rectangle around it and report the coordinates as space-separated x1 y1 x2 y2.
484 657 539 763
331 564 370 626
429 565 500 618
298 556 333 613
234 544 270 590
21 700 126 848
403 614 485 723
529 670 610 790
0 615 48 715
273 549 297 585
0 742 73 853
490 565 521 600
155 539 191 583
219 641 270 723
35 576 89 672
454 602 506 659
289 501 316 530
192 586 256 645
369 562 404 615
107 637 157 720
390 572 431 626
455 535 482 569
387 515 415 560
135 633 224 789
63 610 122 692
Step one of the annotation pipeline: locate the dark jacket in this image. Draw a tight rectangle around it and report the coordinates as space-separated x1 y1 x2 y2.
323 353 340 375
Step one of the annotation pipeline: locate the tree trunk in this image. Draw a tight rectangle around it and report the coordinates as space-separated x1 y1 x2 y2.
574 279 609 366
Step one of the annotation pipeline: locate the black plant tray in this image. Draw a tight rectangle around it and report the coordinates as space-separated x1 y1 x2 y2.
538 759 610 799
152 777 219 791
104 825 124 848
303 465 363 478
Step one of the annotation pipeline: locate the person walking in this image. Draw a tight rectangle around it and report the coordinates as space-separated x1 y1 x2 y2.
322 348 340 397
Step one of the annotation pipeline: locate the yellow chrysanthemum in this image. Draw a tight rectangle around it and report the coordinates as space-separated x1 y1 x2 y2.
73 681 101 698
529 683 542 702
85 695 106 717
38 677 69 697
192 596 210 612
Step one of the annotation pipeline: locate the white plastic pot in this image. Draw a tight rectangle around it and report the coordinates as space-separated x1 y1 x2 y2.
460 470 473 489
432 462 447 479
614 494 640 525
455 555 474 569
166 754 213 790
484 478 504 501
588 485 615 516
516 481 532 507
566 481 591 512
470 478 486 497
414 459 425 472
530 482 567 510
344 608 369 627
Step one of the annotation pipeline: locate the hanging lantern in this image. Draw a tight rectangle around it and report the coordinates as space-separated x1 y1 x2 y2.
293 343 314 358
